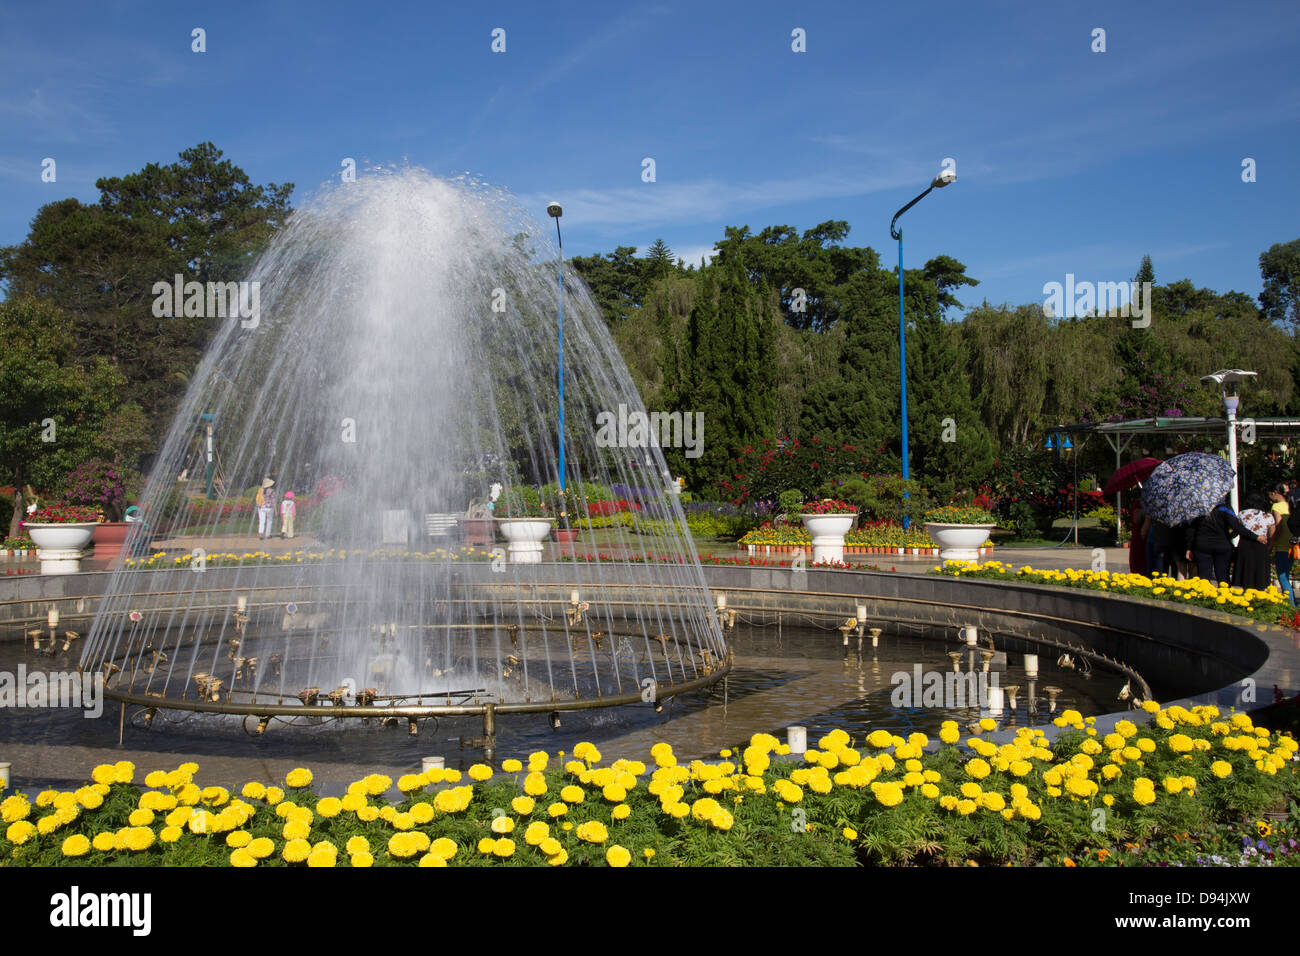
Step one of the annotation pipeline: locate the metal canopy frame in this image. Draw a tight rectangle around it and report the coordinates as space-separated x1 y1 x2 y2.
1047 417 1300 545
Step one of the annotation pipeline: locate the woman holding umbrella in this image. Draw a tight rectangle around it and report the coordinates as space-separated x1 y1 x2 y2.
1186 494 1266 586
1141 452 1263 587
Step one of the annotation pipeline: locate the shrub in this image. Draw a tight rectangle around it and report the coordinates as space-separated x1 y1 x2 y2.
61 459 132 522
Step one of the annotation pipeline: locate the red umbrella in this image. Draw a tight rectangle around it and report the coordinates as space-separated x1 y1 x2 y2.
1103 457 1162 496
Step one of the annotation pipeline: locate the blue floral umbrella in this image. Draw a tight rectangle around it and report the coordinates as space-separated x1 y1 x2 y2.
1139 452 1235 527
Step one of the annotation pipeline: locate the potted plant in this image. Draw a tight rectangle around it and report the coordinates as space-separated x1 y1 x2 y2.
63 459 132 560
800 499 857 563
541 484 580 544
494 487 552 563
22 503 103 574
923 504 997 562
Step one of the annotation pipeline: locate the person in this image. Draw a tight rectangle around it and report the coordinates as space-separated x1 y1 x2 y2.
1129 497 1148 574
280 491 296 539
1233 491 1274 591
1268 483 1295 606
1186 495 1266 586
1147 517 1173 577
256 478 277 540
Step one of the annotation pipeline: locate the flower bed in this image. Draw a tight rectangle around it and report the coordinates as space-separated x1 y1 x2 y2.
932 560 1295 627
739 521 993 555
3 704 1296 868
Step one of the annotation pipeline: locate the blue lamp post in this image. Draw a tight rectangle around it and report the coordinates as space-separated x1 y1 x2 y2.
889 168 956 528
547 201 566 497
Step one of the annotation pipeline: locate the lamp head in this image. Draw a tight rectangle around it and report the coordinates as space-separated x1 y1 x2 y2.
546 201 563 218
932 168 956 188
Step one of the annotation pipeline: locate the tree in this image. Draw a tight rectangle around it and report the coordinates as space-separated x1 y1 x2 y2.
0 299 127 537
669 258 776 490
799 262 899 455
644 238 675 285
0 144 294 442
568 246 644 324
903 264 995 499
1260 239 1300 328
713 221 873 331
95 141 293 283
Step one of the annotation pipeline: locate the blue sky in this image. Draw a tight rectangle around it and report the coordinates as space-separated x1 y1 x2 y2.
2 0 1297 312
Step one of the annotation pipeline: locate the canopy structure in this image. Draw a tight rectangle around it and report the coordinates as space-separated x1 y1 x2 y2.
1046 417 1300 544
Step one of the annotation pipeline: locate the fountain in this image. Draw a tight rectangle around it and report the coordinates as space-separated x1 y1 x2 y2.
79 168 729 745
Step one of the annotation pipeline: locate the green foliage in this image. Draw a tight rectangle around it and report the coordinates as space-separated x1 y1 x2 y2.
1259 238 1300 328
496 486 543 518
0 298 127 537
777 489 803 520
0 143 293 448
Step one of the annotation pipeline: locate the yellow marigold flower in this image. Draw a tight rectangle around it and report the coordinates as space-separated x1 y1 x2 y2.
965 758 991 780
920 783 940 799
978 717 997 732
364 774 392 795
547 802 568 818
241 781 267 801
312 796 340 818
956 799 977 815
981 792 1006 812
245 836 273 858
939 721 961 745
397 774 425 794
602 783 628 803
1210 760 1232 778
468 763 493 782
265 786 285 805
91 764 117 786
340 792 366 813
872 782 905 807
230 847 257 867
61 834 91 857
606 844 632 867
1167 734 1194 754
960 782 983 799
1122 746 1141 761
285 767 313 789
866 730 894 748
666 801 689 819
612 803 632 821
282 819 311 841
502 759 523 773
559 785 585 804
124 827 154 851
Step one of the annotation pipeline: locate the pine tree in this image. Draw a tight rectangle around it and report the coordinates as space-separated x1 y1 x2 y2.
904 272 995 500
672 258 776 490
798 262 898 457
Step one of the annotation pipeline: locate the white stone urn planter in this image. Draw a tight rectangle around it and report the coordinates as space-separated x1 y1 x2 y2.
924 522 995 562
800 513 856 564
495 518 553 564
25 522 98 574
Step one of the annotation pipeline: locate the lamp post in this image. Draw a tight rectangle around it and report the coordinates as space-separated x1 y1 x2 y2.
890 168 955 528
1201 369 1257 512
547 201 565 496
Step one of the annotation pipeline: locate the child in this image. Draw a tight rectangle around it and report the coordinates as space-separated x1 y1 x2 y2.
280 491 296 539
